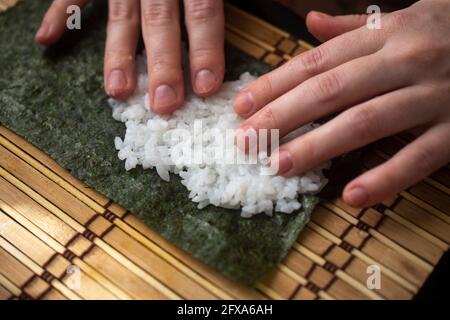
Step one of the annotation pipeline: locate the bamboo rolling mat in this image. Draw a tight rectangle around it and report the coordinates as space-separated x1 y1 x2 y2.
1 1 449 300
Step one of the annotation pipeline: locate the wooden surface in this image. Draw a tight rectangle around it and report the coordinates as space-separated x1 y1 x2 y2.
1 1 449 300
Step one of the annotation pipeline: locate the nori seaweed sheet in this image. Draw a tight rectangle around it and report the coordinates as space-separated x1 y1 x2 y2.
0 0 319 285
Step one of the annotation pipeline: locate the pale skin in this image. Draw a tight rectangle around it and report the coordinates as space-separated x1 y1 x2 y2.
36 0 225 113
36 0 450 208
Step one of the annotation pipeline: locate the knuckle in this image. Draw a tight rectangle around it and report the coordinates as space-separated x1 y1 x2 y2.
142 1 173 26
296 137 315 165
391 41 435 70
384 12 408 32
186 0 219 22
411 40 447 70
254 106 277 129
189 47 225 74
347 106 380 141
105 50 134 67
304 139 315 162
410 145 436 174
109 0 135 22
310 71 342 102
151 56 179 73
259 74 274 98
298 46 327 75
152 59 171 73
190 47 216 59
392 46 418 67
245 73 274 103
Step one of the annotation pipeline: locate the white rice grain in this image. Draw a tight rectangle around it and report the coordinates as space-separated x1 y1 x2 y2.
110 56 328 217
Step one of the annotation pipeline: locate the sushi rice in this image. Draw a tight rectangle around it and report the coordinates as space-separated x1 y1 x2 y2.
110 56 328 217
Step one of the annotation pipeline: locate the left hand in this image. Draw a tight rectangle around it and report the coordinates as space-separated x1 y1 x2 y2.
234 0 450 208
36 0 225 114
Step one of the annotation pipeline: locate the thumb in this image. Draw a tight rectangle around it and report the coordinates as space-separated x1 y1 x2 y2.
306 11 369 42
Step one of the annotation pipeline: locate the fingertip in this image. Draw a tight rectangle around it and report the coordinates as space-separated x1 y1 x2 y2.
35 22 57 45
151 84 183 115
35 35 47 46
234 91 254 117
271 149 294 176
105 69 136 100
307 11 330 21
306 12 334 42
106 87 135 100
306 11 330 28
343 184 370 208
193 68 222 97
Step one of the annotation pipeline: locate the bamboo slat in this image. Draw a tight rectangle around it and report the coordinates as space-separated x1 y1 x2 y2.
0 1 449 300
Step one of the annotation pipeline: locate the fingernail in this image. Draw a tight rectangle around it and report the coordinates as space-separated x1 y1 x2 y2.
273 150 293 175
154 84 177 108
234 91 254 116
195 69 218 94
108 69 127 94
36 22 50 41
345 187 368 208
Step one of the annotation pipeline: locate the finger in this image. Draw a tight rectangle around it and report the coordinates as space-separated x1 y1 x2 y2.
184 0 225 96
343 123 450 207
240 51 409 137
306 11 369 42
141 0 183 114
36 0 89 45
104 0 140 99
270 85 440 176
234 23 385 117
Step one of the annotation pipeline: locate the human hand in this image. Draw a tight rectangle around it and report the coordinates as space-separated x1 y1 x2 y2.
36 0 225 114
234 0 450 208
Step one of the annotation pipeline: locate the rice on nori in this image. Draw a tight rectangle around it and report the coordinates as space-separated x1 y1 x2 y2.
110 56 328 217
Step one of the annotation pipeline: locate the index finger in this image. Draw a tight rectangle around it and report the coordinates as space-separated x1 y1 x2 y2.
234 25 386 117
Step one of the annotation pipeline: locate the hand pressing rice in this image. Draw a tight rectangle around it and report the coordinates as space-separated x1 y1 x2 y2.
110 56 328 217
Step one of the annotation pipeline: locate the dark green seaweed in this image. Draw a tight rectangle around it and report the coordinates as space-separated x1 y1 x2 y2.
0 0 319 285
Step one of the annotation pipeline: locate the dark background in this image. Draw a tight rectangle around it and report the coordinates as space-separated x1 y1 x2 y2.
228 0 449 301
